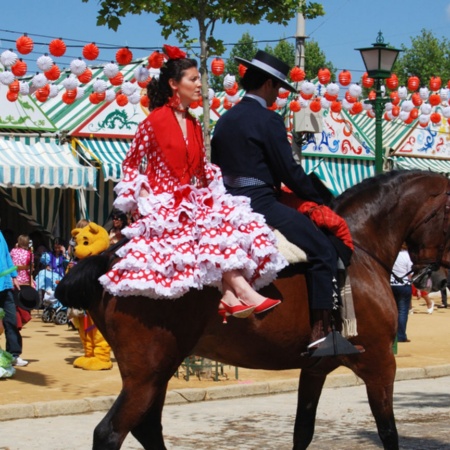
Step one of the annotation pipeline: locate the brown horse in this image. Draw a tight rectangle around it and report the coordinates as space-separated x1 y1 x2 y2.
56 170 450 450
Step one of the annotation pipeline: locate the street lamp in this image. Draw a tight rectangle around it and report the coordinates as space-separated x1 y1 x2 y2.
356 32 401 174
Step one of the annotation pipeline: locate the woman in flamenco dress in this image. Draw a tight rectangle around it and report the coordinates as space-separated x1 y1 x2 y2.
99 45 287 322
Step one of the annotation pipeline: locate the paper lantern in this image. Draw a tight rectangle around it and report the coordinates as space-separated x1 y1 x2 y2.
140 95 150 108
383 112 392 121
109 72 124 86
65 89 77 100
350 101 363 115
338 70 352 86
238 64 247 78
61 91 76 104
223 98 232 110
11 59 27 77
37 54 54 72
89 92 101 104
409 109 419 120
137 77 151 89
116 93 129 106
345 91 357 103
78 68 93 84
278 88 290 99
1 49 18 67
116 47 133 65
407 76 420 91
16 34 34 55
362 72 374 88
385 74 398 90
35 88 49 102
389 91 400 105
330 100 342 113
8 80 20 93
429 76 442 92
289 100 301 112
368 90 376 100
83 43 99 60
411 93 422 107
44 64 61 81
398 86 408 99
289 66 305 82
49 38 66 57
428 93 441 106
6 91 19 102
391 105 400 117
96 91 106 102
211 97 221 109
225 82 238 96
430 112 441 124
148 51 165 69
211 57 225 76
317 67 331 85
189 101 199 109
404 116 414 125
324 92 338 102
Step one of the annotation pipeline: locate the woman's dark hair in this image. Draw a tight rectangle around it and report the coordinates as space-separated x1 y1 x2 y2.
240 67 279 92
147 58 198 109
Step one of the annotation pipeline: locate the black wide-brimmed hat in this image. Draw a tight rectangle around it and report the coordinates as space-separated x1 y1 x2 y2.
235 50 297 93
15 285 40 311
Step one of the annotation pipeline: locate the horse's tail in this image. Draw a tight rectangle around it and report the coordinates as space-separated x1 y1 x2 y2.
55 254 111 310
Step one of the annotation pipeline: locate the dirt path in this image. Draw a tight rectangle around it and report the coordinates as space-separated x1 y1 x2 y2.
1 293 449 406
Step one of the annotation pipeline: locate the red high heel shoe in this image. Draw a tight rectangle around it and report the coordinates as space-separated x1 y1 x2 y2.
218 302 255 324
253 298 281 314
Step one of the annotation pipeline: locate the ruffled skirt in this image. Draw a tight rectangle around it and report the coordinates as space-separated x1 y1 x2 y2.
99 175 287 299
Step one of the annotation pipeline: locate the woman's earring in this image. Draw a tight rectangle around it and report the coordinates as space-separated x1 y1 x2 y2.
168 91 182 110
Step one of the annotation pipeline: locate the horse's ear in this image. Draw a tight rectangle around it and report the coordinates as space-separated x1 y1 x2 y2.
89 222 100 235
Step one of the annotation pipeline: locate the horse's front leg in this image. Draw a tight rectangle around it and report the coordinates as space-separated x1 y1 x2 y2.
352 352 399 450
293 367 329 450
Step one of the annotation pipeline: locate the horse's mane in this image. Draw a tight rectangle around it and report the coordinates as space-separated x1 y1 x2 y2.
331 169 441 212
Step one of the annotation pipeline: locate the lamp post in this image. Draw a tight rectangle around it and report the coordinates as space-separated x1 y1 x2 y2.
356 32 401 174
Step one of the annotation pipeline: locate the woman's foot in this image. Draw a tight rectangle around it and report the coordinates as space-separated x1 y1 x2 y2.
219 301 255 318
253 298 281 314
427 300 434 314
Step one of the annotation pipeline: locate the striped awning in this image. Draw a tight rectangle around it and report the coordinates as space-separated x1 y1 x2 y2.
302 157 375 197
389 156 450 176
0 136 96 189
75 138 130 182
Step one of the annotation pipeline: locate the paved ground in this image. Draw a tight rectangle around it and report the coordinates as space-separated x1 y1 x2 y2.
0 292 449 421
2 376 450 449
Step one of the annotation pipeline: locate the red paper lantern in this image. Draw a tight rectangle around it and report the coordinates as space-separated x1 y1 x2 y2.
289 66 305 82
289 100 301 112
404 116 414 124
210 97 221 109
225 82 238 96
368 90 377 100
62 92 76 104
330 100 342 113
430 112 441 124
116 47 133 65
309 98 322 113
345 91 357 103
148 51 165 69
238 64 247 78
89 92 101 104
137 77 151 89
300 91 313 100
16 34 34 55
140 95 150 108
35 89 48 102
44 64 61 81
317 67 331 85
428 93 441 106
189 101 199 109
391 105 400 117
277 89 290 99
116 93 129 106
96 91 106 102
385 74 398 90
324 92 338 102
109 72 124 86
78 68 93 84
429 76 442 92
211 57 225 76
362 72 374 89
11 59 27 77
49 38 66 57
8 80 20 93
407 76 420 91
223 98 232 110
409 109 419 120
350 101 363 115
419 121 429 128
383 112 392 121
338 70 352 86
390 92 400 105
411 92 423 107
83 43 100 61
6 91 19 102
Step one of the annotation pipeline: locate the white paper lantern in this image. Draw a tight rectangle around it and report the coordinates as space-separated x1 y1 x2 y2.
48 84 59 98
398 86 408 99
276 97 288 108
93 79 108 93
420 103 432 115
37 54 54 72
384 102 393 112
440 88 449 102
70 58 87 76
19 81 30 95
442 106 450 118
400 100 414 112
301 81 315 95
418 114 430 125
419 86 430 100
326 82 340 97
121 81 137 96
75 87 85 99
31 73 47 88
0 71 15 85
208 88 215 101
134 65 150 82
104 89 116 102
0 49 18 66
348 83 362 98
103 62 119 78
128 91 141 104
62 75 80 90
399 110 410 121
320 97 331 109
223 74 236 89
342 98 353 110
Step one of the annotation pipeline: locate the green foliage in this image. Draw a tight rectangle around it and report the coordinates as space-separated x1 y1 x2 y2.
393 29 450 86
265 39 295 68
304 39 335 81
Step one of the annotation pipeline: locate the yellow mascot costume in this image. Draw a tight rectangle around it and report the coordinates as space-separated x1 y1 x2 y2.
70 222 113 371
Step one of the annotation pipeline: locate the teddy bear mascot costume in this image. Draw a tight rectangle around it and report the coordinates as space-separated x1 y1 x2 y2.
69 222 112 370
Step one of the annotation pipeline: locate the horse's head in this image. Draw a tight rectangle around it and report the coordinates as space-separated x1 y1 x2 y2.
405 174 450 272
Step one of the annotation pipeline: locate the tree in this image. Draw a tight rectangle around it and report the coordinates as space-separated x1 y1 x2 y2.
304 39 335 81
82 0 325 152
394 29 450 87
265 39 296 68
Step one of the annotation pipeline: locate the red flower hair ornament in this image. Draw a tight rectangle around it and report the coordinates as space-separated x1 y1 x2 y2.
163 44 186 60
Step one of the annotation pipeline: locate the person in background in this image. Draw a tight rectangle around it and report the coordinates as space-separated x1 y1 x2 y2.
107 210 128 245
438 268 449 309
390 243 413 343
411 285 434 314
67 219 90 264
44 237 69 278
35 253 63 294
0 221 27 367
10 235 34 287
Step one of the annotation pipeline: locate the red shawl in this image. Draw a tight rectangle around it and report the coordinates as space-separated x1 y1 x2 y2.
149 105 204 184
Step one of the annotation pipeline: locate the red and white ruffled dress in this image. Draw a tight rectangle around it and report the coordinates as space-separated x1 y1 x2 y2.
99 105 287 299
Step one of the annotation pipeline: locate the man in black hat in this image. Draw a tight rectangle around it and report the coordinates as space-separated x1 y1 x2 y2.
211 50 359 357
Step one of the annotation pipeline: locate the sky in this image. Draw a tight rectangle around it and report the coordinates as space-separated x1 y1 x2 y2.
1 0 450 78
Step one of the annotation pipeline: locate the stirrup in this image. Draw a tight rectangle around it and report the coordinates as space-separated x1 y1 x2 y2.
308 330 364 358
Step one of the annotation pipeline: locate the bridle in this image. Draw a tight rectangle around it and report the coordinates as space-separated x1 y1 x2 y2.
354 178 450 279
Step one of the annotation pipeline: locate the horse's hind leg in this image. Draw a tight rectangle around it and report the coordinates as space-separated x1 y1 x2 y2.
352 353 399 450
293 368 329 450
